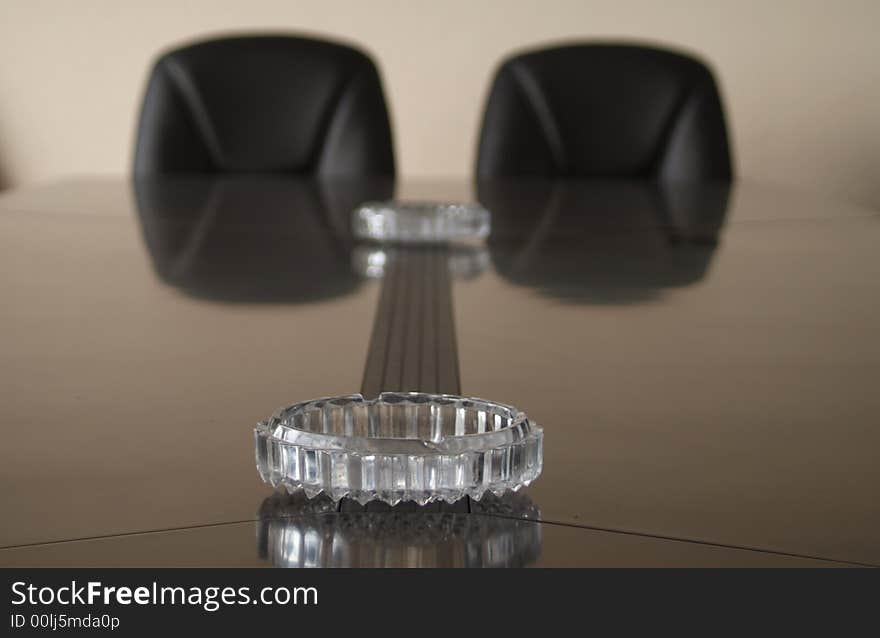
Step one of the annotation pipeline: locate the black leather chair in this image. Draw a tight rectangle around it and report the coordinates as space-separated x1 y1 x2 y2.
134 35 395 176
476 44 732 180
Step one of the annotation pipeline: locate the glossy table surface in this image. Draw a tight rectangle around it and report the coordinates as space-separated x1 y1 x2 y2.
0 176 878 567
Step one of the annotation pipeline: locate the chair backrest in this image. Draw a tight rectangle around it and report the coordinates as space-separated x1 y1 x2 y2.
476 43 732 180
134 35 395 177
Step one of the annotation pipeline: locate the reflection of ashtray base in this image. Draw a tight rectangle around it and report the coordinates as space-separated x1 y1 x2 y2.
351 245 489 280
257 490 542 568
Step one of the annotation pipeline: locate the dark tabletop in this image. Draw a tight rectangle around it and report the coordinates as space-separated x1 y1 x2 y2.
0 176 877 567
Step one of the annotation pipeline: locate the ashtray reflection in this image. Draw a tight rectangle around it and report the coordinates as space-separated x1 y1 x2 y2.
257 491 542 568
351 245 489 281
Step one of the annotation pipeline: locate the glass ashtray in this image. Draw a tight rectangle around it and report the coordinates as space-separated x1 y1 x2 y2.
352 201 490 243
255 392 543 505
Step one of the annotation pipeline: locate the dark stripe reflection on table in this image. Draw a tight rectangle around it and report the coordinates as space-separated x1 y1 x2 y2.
361 246 461 397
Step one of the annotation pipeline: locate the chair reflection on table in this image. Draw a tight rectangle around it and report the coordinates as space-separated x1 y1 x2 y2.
257 490 542 568
478 179 730 303
134 176 491 302
133 176 393 303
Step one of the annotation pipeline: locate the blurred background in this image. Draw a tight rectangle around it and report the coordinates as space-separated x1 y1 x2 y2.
0 0 878 207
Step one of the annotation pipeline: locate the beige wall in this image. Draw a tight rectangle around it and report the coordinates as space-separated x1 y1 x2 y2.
1 0 878 207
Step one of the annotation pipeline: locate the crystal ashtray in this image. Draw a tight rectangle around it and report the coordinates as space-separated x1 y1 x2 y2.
352 201 491 243
255 392 543 505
